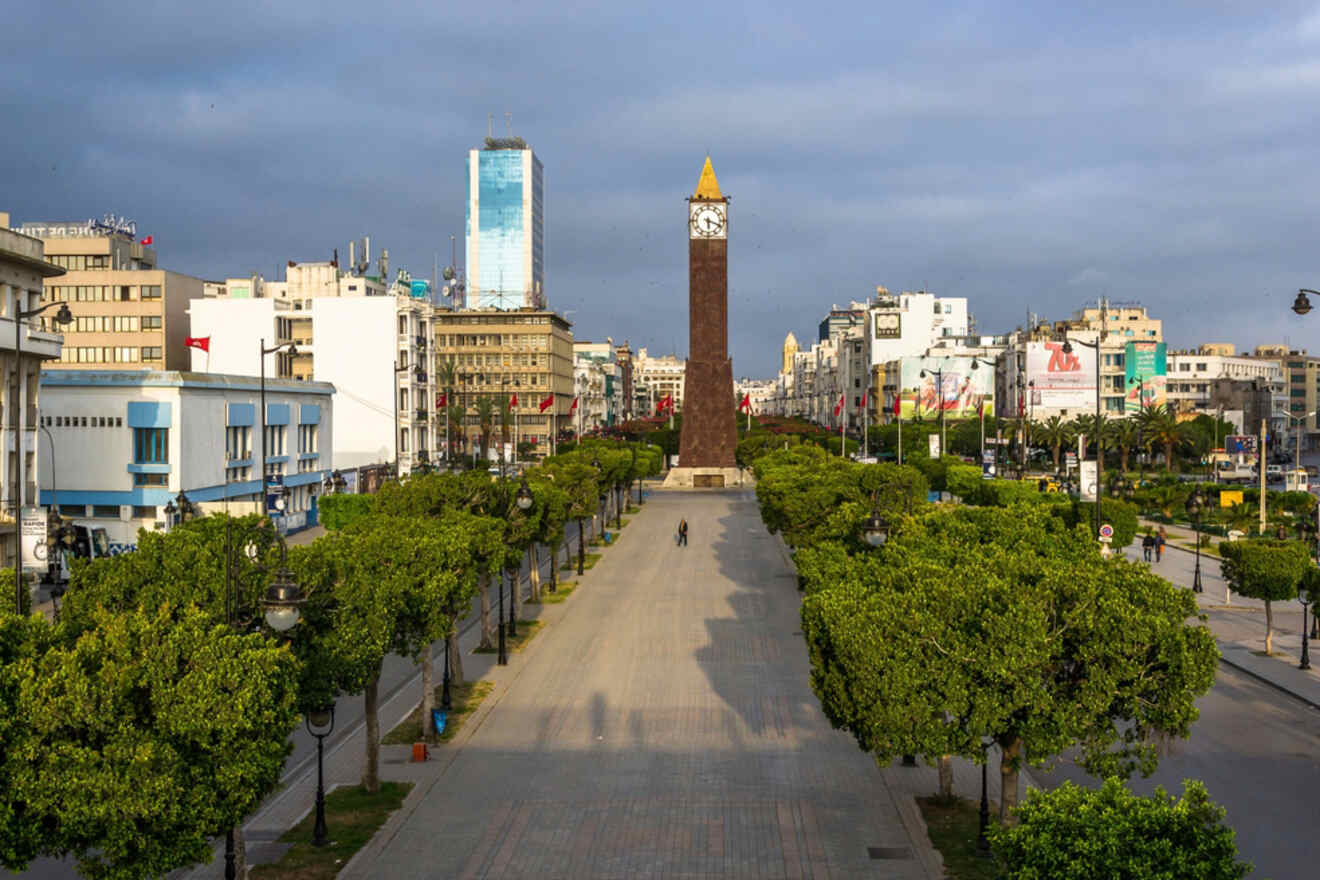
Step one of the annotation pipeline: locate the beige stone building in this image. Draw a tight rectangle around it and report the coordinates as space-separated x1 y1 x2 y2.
432 309 574 459
0 213 66 570
19 219 203 370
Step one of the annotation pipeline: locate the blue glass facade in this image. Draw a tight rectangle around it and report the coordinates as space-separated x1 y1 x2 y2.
466 148 544 310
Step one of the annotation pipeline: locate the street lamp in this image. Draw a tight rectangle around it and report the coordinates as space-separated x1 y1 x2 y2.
10 301 72 611
1299 580 1314 670
1185 487 1205 593
919 364 947 458
1291 288 1318 316
305 706 335 847
970 356 1000 474
259 337 298 518
862 512 889 547
1062 334 1104 540
221 515 305 880
507 480 534 642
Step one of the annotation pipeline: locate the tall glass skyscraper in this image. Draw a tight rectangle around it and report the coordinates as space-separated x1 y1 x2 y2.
465 143 544 310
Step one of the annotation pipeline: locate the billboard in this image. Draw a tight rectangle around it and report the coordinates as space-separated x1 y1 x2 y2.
874 311 902 339
1124 341 1167 414
1026 342 1096 410
894 357 994 419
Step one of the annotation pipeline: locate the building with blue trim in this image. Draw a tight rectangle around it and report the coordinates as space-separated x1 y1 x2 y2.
37 370 334 546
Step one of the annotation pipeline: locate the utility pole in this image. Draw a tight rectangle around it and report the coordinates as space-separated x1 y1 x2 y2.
1259 417 1268 536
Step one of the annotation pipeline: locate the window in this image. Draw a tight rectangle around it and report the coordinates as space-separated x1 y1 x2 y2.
298 424 318 454
59 505 85 517
131 505 156 519
140 285 161 299
264 425 286 456
226 426 251 459
142 347 162 361
142 315 162 330
133 473 168 486
133 428 168 463
92 505 120 519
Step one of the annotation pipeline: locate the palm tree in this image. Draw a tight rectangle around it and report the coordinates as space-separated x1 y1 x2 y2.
498 393 514 458
1034 415 1074 472
1071 413 1108 463
474 397 496 462
1139 404 1185 472
436 358 458 462
1107 417 1140 472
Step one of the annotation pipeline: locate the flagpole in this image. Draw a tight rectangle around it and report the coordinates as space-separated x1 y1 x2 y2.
898 395 903 466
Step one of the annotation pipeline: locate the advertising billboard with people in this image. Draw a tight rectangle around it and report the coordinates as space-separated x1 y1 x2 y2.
1124 341 1167 414
894 357 994 420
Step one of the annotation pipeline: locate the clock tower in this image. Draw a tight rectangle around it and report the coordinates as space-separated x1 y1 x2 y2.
676 156 738 477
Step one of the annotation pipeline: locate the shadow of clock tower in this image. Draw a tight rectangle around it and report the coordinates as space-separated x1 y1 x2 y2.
679 157 737 470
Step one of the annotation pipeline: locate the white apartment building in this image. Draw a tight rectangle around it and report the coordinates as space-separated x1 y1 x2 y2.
867 290 971 369
573 341 619 433
633 348 686 415
0 213 66 573
37 371 334 546
1166 349 1284 415
188 260 436 474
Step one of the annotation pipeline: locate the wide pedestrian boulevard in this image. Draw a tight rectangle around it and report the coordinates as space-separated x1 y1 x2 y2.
346 488 934 879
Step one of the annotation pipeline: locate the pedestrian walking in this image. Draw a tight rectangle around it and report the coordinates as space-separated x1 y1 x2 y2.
1156 526 1166 562
1141 531 1155 562
677 518 688 547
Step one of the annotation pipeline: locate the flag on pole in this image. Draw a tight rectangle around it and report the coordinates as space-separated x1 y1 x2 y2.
859 391 868 410
436 392 448 409
185 336 210 352
139 235 154 246
738 393 751 412
833 394 845 417
569 397 578 413
508 393 518 411
538 393 554 413
893 394 901 416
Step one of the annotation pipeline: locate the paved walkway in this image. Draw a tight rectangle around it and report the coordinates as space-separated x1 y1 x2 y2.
1123 519 1320 709
343 488 940 880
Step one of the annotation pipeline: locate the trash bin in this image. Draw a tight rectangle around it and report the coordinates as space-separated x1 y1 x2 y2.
432 709 447 736
603 532 612 545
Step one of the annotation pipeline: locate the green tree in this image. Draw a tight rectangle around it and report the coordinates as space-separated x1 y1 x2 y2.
1034 415 1073 472
990 778 1249 879
1139 404 1186 471
1218 539 1310 654
800 505 1217 823
2 605 299 880
541 457 601 575
1107 416 1140 472
474 397 496 461
317 493 373 530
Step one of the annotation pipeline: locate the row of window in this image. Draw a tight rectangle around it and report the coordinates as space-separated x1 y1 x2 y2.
439 333 550 349
42 415 124 428
46 255 111 271
57 346 162 363
43 284 162 302
444 315 552 326
71 315 162 333
57 503 158 519
448 353 546 367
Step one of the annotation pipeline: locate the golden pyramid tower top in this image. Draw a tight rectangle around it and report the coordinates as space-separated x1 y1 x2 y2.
693 156 723 200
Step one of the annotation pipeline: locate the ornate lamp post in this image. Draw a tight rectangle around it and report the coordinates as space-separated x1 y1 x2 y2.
861 512 889 548
919 364 947 457
9 301 72 612
1298 580 1313 670
508 480 533 641
1291 288 1318 316
1062 329 1105 540
221 517 306 880
1185 486 1205 593
305 706 335 847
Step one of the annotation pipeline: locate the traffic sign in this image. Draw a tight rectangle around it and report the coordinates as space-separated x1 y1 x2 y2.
1099 523 1114 538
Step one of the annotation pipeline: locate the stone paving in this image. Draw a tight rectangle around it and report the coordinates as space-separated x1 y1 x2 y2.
344 488 939 879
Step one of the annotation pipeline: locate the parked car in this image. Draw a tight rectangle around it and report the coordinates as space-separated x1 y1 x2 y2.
1266 464 1284 482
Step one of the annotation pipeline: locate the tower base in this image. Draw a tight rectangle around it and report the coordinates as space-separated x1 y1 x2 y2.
662 466 747 489
678 358 737 468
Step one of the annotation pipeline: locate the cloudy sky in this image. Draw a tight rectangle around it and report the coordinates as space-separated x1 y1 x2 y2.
5 1 1320 376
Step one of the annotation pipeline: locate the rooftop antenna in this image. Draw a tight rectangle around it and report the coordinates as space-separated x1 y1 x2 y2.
488 114 493 138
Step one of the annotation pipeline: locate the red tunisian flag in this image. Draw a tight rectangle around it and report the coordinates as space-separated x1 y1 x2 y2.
738 393 751 412
833 394 845 417
538 393 554 413
185 336 210 352
436 392 448 409
569 397 579 413
139 235 154 246
656 395 673 415
858 390 868 410
508 393 518 411
893 394 902 416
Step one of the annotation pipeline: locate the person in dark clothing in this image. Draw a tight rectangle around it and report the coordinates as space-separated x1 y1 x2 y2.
1156 526 1166 562
677 518 688 547
1141 532 1155 562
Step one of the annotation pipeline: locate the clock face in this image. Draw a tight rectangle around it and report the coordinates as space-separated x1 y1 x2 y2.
690 202 727 239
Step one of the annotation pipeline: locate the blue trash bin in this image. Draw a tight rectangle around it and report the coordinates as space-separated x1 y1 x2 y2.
432 709 447 736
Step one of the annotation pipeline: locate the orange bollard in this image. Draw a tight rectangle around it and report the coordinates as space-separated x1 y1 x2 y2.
411 742 429 762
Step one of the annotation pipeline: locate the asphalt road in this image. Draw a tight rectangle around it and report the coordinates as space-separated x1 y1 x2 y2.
1032 662 1320 879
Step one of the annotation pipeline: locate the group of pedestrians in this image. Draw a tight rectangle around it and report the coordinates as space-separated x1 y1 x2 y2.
1142 525 1167 563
